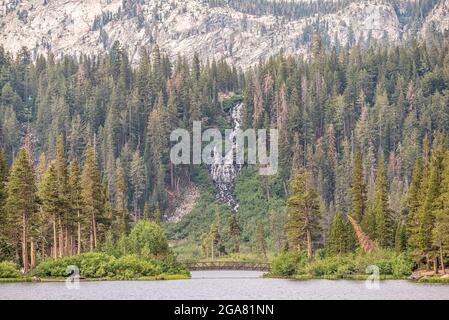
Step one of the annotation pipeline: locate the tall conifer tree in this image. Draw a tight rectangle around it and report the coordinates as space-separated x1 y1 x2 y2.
5 149 37 272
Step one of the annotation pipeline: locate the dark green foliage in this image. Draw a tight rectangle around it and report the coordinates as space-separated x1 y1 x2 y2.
285 170 321 258
351 153 366 223
406 159 423 257
33 220 187 279
228 215 242 253
270 252 308 277
326 210 352 255
373 154 393 247
0 149 7 209
0 261 20 278
125 220 169 258
3 36 449 269
255 222 267 258
0 149 9 260
432 151 449 269
32 252 187 279
5 148 37 272
394 221 407 254
271 250 413 279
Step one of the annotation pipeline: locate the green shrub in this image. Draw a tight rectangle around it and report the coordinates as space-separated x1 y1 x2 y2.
271 252 306 277
375 260 393 275
270 249 414 279
391 254 414 277
127 221 169 258
79 252 116 278
33 253 114 278
0 261 20 278
112 255 162 280
33 255 82 278
306 257 342 277
33 252 189 279
160 253 190 275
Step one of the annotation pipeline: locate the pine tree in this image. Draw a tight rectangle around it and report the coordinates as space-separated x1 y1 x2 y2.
394 221 407 253
68 160 83 255
154 203 162 224
361 206 376 240
0 149 9 260
40 161 62 258
255 222 267 259
419 134 446 269
143 202 150 221
269 209 285 253
432 151 449 273
80 144 104 251
327 209 349 255
55 134 72 256
351 152 366 223
228 215 241 253
211 208 226 257
285 170 321 258
130 150 145 220
115 160 129 235
374 154 391 247
5 148 37 272
0 149 7 220
406 159 423 261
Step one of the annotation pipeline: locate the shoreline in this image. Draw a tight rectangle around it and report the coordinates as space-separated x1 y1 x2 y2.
264 273 449 283
3 274 449 284
0 273 191 283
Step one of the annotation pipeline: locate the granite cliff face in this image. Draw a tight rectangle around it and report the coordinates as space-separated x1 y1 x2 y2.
0 0 447 68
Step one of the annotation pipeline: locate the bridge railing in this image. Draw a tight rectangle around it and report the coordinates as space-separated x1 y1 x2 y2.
183 261 271 271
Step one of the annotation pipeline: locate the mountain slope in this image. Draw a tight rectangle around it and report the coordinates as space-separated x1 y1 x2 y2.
0 0 447 68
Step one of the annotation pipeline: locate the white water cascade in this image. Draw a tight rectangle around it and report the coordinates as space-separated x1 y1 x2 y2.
210 102 244 212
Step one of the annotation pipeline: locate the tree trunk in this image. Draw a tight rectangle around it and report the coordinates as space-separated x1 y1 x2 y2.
22 211 29 273
64 227 68 256
15 245 20 266
89 226 93 252
426 254 430 271
53 218 58 259
77 211 81 255
58 217 63 257
433 257 438 274
440 247 445 274
30 239 36 270
306 229 313 259
92 213 97 249
69 233 72 256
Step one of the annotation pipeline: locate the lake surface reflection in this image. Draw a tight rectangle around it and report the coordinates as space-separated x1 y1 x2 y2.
1 271 449 300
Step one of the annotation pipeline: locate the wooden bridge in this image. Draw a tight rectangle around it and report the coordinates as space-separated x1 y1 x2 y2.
184 261 271 272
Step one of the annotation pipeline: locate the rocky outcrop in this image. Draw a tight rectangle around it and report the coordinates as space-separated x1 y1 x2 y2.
0 0 444 68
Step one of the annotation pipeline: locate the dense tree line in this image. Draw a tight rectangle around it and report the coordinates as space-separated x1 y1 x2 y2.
2 36 449 271
240 36 449 270
0 42 240 216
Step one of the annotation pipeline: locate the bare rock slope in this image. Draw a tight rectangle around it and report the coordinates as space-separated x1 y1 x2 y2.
0 0 448 68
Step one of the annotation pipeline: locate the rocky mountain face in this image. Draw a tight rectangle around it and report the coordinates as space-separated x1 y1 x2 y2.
0 0 448 68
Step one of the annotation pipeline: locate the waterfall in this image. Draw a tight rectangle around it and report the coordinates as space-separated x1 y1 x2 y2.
210 102 244 212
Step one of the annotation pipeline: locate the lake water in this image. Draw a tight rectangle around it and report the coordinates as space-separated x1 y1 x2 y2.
1 271 449 300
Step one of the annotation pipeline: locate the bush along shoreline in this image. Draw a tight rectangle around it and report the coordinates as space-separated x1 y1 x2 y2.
0 221 190 282
266 249 419 281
